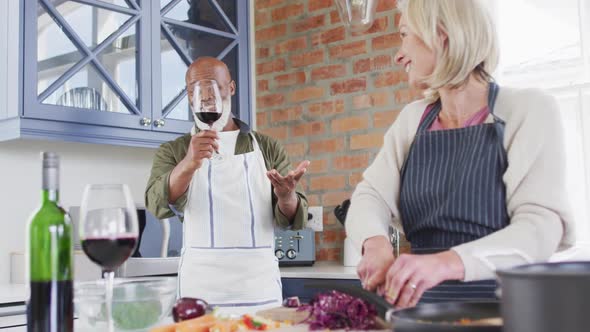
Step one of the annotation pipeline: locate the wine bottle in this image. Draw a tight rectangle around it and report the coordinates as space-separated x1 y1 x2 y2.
27 152 73 332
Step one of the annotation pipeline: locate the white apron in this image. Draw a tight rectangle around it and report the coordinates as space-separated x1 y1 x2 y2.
178 133 282 315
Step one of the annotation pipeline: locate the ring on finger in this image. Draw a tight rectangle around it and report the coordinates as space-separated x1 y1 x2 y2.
386 288 396 299
409 283 417 291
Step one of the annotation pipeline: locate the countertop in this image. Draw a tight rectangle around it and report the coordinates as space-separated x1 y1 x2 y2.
0 284 26 304
279 261 358 279
0 261 358 305
0 262 360 331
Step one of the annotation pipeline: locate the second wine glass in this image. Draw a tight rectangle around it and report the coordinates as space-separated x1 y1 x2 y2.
79 184 139 332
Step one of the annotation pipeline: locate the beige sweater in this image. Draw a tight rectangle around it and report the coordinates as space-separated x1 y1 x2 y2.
346 86 576 281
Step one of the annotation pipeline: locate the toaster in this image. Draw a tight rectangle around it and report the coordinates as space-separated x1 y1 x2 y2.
274 227 315 266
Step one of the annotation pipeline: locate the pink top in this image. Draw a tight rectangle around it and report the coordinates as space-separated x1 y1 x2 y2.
420 104 490 131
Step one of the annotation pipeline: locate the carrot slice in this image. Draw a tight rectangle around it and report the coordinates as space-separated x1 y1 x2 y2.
209 319 241 332
175 314 217 332
149 314 216 332
149 324 175 332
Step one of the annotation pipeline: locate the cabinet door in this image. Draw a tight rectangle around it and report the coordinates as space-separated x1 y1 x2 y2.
151 0 251 134
23 0 152 129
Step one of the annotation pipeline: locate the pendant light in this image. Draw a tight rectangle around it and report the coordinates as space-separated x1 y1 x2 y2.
334 0 378 33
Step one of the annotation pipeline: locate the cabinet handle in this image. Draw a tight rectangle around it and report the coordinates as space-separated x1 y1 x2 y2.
139 118 152 126
154 119 165 128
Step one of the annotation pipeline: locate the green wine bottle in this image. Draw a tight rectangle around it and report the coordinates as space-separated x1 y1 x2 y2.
27 152 73 332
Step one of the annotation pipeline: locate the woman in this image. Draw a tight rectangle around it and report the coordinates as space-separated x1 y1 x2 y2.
345 0 575 308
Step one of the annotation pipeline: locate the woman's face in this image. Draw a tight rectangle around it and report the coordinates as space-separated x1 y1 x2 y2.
394 14 437 89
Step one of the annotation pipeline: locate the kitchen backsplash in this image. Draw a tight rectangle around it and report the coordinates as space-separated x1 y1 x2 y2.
254 0 419 260
0 139 155 284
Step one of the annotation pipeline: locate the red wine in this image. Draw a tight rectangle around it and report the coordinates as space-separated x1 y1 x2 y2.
81 237 137 271
27 280 73 332
196 112 221 124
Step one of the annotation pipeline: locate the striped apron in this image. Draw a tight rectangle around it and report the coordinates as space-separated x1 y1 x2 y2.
178 133 282 315
398 82 509 303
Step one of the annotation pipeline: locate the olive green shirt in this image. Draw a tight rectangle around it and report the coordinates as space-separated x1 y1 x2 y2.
145 119 307 230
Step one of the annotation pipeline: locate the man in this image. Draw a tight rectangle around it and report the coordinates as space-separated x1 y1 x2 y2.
145 57 309 314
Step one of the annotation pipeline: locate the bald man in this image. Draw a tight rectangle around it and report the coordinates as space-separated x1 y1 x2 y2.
145 57 309 315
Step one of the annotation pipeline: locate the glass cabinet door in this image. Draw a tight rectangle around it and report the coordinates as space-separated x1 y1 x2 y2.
152 0 250 133
22 0 250 135
24 0 151 129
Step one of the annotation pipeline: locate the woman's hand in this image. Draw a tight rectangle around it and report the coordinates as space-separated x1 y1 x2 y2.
384 250 465 308
357 236 395 292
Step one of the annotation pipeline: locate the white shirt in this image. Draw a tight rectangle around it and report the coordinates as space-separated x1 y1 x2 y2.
217 129 240 156
345 86 576 281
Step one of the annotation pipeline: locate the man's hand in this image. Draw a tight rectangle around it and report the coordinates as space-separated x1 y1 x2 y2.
168 130 218 204
357 236 395 293
183 130 219 172
267 160 310 221
266 160 310 200
383 250 465 308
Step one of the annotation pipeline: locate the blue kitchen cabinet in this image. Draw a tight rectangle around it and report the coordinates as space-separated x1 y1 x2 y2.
0 0 251 148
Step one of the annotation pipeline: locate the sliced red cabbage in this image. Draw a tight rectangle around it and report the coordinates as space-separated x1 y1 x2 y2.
283 296 301 308
298 290 378 330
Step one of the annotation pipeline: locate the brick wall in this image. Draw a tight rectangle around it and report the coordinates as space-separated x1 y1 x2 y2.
254 0 422 262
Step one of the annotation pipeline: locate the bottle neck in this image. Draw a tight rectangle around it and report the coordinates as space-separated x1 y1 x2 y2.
42 166 59 203
42 190 59 203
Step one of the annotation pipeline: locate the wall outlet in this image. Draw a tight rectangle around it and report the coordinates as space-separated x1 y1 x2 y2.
307 206 323 232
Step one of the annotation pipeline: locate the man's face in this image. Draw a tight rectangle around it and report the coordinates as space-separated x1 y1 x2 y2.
186 64 235 103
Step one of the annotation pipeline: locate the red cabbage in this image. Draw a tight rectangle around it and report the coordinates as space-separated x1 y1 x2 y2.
298 290 378 330
283 296 302 308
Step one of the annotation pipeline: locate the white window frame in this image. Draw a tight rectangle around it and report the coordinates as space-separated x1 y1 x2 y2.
489 0 590 254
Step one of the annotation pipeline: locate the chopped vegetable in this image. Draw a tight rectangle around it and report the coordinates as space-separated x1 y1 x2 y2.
150 313 216 332
150 311 291 332
283 296 301 308
112 299 161 330
172 297 210 322
298 290 378 330
110 284 162 330
243 315 268 330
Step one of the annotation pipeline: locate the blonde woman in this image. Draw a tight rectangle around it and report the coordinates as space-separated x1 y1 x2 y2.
346 0 575 308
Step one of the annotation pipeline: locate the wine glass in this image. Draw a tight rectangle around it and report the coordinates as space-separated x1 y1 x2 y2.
79 184 139 332
192 79 224 160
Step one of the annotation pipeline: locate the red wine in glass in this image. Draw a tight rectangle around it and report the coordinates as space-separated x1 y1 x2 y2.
81 236 137 272
196 112 222 125
79 184 139 332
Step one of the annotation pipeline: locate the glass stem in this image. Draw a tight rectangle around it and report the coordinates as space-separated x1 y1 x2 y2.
104 270 115 332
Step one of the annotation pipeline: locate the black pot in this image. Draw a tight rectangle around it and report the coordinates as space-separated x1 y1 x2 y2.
496 261 590 332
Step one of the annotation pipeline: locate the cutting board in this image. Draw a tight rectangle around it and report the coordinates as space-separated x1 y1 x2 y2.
256 307 309 324
256 307 391 331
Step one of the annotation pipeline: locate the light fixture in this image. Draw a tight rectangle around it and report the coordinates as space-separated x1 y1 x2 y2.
334 0 377 33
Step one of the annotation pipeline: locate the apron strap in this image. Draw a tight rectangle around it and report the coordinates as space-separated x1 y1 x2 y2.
249 132 262 152
487 82 506 141
418 82 505 136
417 102 442 133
